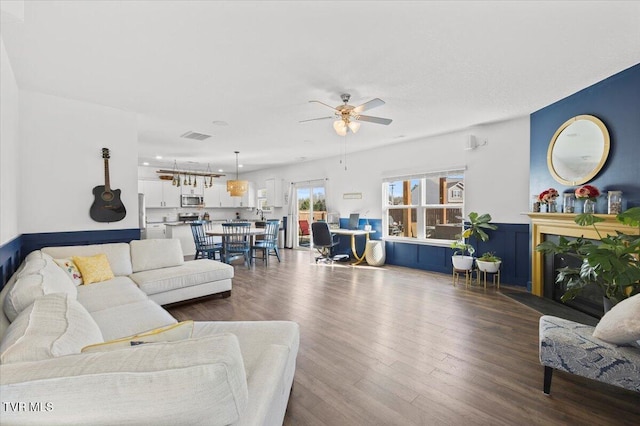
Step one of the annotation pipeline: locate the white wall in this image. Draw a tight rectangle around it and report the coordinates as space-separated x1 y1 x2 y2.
19 91 139 233
244 116 530 224
0 35 20 245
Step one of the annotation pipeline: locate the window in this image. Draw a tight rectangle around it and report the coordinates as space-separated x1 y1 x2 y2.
382 169 464 242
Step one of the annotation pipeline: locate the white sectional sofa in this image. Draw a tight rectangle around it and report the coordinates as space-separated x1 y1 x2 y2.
0 239 299 425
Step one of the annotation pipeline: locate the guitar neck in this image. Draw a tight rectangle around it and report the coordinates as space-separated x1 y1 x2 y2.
104 158 111 192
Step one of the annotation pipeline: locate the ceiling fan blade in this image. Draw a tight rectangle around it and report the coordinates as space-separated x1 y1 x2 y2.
299 116 334 123
354 114 393 125
353 98 385 113
309 100 338 111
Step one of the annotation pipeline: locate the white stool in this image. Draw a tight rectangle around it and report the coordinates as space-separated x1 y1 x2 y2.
365 240 386 266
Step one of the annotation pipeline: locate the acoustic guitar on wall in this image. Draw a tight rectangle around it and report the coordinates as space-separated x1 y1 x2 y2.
90 148 126 223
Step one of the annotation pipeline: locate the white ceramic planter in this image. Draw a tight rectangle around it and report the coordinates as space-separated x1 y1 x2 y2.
452 255 474 270
477 260 501 273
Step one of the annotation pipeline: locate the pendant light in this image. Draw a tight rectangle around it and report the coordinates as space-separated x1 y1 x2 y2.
227 151 248 196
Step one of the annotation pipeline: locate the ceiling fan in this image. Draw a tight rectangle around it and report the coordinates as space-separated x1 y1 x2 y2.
300 93 392 136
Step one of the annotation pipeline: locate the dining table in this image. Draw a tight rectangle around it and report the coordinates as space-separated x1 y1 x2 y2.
205 226 266 262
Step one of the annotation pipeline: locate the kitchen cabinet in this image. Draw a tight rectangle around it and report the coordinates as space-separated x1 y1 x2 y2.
180 177 204 196
165 224 196 256
203 181 255 208
146 223 166 239
139 180 180 208
203 182 223 208
265 178 284 207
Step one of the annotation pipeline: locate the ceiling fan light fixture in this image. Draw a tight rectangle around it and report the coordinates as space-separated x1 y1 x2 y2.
348 121 361 134
227 151 248 197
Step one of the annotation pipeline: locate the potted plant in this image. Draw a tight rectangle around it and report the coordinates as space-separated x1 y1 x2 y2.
536 207 640 309
476 252 501 273
450 212 498 270
450 240 475 270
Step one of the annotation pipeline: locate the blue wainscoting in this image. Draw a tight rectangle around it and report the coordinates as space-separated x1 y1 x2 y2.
0 235 23 289
385 223 530 287
1 229 141 289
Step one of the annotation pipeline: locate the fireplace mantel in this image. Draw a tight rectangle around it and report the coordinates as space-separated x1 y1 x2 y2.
528 213 640 296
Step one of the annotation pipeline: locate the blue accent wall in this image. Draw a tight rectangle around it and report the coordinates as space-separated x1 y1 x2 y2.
1 229 140 289
530 63 640 210
384 223 530 287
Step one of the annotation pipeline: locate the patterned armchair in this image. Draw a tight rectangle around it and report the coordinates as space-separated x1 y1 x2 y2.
539 315 640 394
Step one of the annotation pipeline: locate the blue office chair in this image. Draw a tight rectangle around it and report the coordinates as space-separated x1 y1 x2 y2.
190 222 222 260
311 221 340 263
251 220 281 265
221 222 252 268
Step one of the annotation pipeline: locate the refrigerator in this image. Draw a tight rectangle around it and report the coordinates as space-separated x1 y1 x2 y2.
138 193 147 239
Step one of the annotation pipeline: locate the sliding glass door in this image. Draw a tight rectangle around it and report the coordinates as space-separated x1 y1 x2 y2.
294 184 326 249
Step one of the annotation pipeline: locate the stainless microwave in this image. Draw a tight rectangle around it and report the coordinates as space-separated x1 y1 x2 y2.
181 195 204 207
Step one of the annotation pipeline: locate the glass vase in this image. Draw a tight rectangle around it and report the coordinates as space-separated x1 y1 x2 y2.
583 199 596 214
563 193 575 213
607 191 622 215
548 201 557 213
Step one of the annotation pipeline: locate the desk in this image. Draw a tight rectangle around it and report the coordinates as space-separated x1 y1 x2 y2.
331 229 376 265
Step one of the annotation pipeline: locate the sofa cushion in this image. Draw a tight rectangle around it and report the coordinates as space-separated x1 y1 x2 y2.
130 259 234 296
0 333 248 426
193 321 300 375
130 239 184 273
90 300 177 341
76 276 148 313
593 294 640 345
0 293 103 364
73 253 115 284
3 258 78 322
42 243 133 276
82 320 194 353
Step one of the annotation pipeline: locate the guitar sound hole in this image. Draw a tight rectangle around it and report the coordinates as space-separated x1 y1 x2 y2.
102 191 114 202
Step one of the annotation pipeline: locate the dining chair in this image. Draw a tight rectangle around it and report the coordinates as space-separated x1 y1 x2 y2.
221 222 252 268
251 220 281 266
190 222 222 260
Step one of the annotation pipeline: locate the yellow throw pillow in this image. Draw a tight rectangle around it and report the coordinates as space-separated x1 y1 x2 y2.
72 254 114 285
81 321 194 353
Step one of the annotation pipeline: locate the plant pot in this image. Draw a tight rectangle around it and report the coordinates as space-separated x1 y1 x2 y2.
477 260 501 273
452 255 474 270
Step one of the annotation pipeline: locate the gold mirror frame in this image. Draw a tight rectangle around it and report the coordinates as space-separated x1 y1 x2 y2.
546 114 610 186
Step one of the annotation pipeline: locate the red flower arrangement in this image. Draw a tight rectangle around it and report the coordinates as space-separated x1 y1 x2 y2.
537 188 559 204
575 184 600 200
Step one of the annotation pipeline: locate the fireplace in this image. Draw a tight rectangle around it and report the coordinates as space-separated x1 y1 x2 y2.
542 235 604 318
528 212 639 315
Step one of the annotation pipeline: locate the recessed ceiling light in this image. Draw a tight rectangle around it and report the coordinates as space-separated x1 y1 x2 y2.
218 169 223 172
212 120 229 126
142 162 149 166
238 164 243 168
155 155 163 160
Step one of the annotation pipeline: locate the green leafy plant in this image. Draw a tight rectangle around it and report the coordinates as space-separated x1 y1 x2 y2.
461 212 498 245
450 240 475 257
536 206 640 304
478 252 501 262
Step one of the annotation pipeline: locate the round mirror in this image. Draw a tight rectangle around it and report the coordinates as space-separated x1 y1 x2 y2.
547 115 610 186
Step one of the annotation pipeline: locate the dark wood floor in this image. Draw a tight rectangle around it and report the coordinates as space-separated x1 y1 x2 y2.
168 250 640 426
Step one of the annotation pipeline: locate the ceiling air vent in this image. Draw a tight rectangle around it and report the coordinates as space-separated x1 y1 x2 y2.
180 131 212 141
